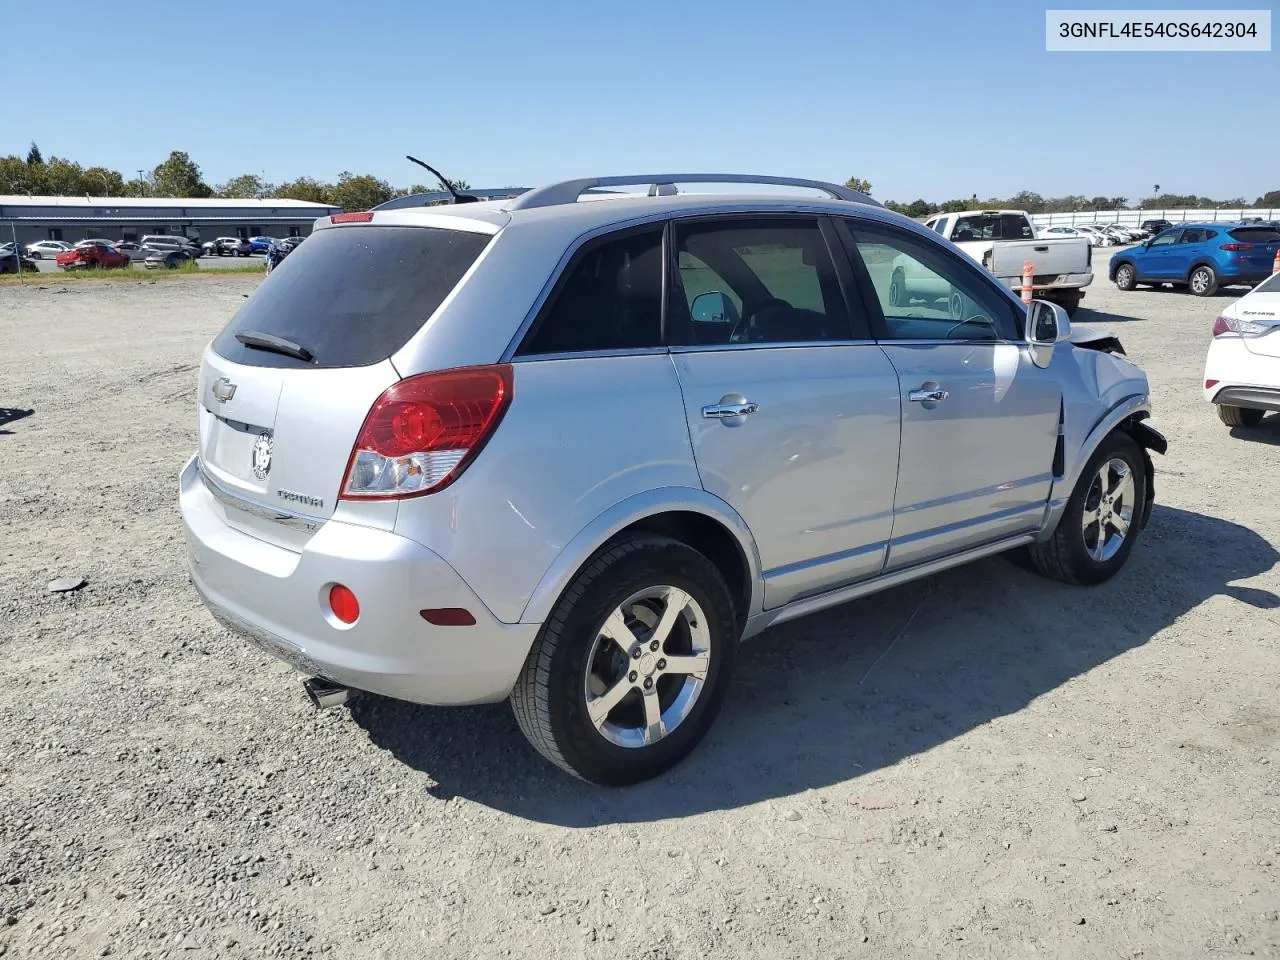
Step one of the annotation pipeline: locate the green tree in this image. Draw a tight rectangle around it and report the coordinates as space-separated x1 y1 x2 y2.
83 166 126 196
939 198 971 213
0 155 31 193
41 157 89 195
844 176 872 195
1109 196 1128 209
330 171 395 211
904 199 936 218
26 142 43 166
1088 196 1110 209
151 151 212 197
275 177 333 204
1008 190 1045 213
215 173 273 199
1255 190 1280 207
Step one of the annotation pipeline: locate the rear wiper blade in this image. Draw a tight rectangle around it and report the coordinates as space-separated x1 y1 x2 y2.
235 330 314 363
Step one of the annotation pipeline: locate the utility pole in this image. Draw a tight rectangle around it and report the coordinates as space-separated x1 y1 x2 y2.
137 170 146 196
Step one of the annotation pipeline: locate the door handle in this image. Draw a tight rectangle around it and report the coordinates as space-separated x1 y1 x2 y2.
702 401 759 419
907 386 948 403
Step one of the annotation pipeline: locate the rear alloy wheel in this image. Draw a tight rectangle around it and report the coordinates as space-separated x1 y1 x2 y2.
1027 431 1146 586
1189 264 1218 296
511 533 736 785
1114 263 1137 291
1218 404 1265 427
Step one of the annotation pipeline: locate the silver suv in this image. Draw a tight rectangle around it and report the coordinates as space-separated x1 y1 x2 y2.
179 174 1166 785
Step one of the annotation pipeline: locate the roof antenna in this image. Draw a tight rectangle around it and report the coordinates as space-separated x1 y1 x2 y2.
405 156 479 204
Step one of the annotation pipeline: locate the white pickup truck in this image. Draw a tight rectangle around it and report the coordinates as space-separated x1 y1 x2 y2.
912 209 1093 315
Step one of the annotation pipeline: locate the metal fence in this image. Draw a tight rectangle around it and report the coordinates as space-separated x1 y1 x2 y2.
1031 208 1280 228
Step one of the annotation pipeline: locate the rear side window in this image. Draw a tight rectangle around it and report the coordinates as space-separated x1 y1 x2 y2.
212 226 491 369
516 228 663 356
1000 214 1034 240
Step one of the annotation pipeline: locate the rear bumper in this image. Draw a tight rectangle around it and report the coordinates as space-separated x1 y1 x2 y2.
1204 340 1280 407
179 455 538 705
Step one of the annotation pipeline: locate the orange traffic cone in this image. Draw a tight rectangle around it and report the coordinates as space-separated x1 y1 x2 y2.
1022 261 1034 304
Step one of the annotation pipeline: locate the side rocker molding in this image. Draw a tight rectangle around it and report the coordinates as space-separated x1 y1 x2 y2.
518 487 765 626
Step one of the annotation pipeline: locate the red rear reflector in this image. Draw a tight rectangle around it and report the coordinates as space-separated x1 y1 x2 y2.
329 584 360 624
331 212 374 224
420 607 476 626
1205 379 1219 389
1212 316 1231 336
1220 243 1253 251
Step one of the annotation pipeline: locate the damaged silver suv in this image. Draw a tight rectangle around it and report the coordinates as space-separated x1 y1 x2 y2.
180 174 1165 785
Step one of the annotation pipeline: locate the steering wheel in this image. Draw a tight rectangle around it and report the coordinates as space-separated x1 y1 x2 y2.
730 297 793 344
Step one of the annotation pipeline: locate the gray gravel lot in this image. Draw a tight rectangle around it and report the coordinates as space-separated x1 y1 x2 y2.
1 272 1278 960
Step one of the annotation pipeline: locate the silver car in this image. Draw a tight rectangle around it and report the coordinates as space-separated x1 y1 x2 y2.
179 173 1166 785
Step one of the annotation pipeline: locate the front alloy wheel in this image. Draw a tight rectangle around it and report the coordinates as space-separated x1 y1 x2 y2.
1114 263 1136 291
1081 458 1135 562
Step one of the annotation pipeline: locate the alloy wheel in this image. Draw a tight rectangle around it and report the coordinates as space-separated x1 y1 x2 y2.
1082 457 1135 562
583 585 712 749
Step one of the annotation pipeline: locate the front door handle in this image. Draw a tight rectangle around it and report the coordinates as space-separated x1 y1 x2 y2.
907 385 949 403
702 400 759 419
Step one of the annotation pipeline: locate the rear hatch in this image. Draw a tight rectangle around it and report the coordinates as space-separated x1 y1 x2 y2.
197 221 493 549
1224 227 1280 278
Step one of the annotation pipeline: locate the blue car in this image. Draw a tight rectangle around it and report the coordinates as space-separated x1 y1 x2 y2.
247 236 274 254
1110 223 1280 296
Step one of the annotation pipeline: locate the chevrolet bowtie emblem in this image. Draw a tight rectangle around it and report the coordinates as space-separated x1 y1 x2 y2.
212 378 237 402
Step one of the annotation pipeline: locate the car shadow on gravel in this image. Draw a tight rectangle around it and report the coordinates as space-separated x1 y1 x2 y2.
1075 308 1139 325
349 504 1278 824
0 407 34 434
1229 415 1280 445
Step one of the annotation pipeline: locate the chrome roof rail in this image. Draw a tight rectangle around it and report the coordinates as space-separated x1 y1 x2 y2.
504 174 879 211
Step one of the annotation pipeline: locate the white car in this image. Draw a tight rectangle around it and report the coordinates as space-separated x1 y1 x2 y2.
1041 225 1096 244
24 240 72 260
1076 225 1113 247
1204 272 1280 427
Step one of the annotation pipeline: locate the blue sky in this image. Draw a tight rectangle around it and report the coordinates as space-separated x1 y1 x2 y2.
3 0 1276 202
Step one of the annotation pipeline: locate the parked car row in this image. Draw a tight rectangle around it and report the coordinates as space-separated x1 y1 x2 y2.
19 234 301 267
1042 223 1152 247
0 242 39 274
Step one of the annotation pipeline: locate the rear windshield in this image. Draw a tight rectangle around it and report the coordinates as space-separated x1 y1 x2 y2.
1228 227 1280 244
1254 273 1280 294
212 225 491 369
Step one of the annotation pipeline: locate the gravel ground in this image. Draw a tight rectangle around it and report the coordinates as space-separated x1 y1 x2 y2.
1 272 1278 960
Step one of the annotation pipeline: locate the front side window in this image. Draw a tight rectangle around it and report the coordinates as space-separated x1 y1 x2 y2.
517 228 663 356
1150 230 1182 247
844 221 1019 343
670 217 851 345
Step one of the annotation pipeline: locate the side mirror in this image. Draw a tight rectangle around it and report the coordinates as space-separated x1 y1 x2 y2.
1027 299 1071 369
691 291 739 326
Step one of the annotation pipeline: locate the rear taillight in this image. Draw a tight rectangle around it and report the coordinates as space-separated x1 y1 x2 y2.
329 584 360 624
1220 243 1253 252
1213 314 1272 337
340 365 513 500
1205 379 1219 389
331 212 374 224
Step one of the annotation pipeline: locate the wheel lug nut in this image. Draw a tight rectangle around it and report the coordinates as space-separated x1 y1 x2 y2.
632 648 641 659
649 640 659 651
643 678 653 689
628 671 637 683
657 659 666 670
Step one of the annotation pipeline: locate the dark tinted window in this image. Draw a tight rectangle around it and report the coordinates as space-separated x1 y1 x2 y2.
1181 228 1209 244
671 218 851 345
1000 214 1035 239
212 226 491 369
1229 227 1280 243
517 229 663 356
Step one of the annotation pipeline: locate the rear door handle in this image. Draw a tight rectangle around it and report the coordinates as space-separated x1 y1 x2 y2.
907 386 948 403
702 401 759 419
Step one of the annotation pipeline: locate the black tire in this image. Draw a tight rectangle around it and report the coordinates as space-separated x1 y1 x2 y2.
1113 262 1137 291
511 533 737 786
28 251 41 260
1218 404 1265 427
1189 264 1218 296
1027 431 1147 586
889 269 909 307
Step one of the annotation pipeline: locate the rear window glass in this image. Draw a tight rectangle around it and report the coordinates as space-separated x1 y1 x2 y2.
1254 272 1280 294
1229 227 1280 243
212 226 491 369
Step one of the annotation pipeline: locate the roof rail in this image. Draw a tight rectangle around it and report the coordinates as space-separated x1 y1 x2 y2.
372 187 531 212
504 174 879 211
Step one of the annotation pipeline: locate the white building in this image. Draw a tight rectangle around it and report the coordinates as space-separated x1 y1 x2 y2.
0 196 342 247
